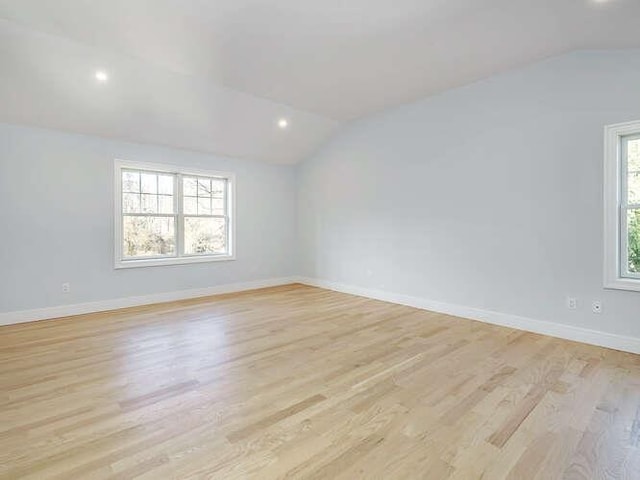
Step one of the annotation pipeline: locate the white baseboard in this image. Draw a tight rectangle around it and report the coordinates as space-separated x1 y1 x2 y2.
5 275 640 355
0 277 299 327
298 277 640 355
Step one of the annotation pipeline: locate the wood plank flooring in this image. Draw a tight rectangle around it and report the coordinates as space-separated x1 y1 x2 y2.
2 284 640 479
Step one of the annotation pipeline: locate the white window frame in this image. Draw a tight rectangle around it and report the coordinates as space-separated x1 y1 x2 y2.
604 120 640 291
114 159 236 269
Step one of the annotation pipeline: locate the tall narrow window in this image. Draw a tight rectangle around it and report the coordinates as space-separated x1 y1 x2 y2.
115 161 234 268
623 135 640 277
604 121 640 291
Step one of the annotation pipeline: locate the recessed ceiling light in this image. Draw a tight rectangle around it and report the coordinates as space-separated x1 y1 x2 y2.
95 70 109 83
278 118 289 129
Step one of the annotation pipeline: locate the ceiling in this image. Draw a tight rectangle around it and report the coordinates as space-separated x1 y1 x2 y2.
1 0 639 164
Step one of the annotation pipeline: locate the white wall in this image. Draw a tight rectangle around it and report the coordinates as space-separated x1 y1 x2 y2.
297 50 640 339
0 124 297 313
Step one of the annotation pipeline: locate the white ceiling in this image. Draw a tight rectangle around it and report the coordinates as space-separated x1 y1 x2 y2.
1 0 639 164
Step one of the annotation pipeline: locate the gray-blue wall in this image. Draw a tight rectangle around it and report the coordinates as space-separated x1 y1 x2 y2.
0 124 297 312
297 50 640 338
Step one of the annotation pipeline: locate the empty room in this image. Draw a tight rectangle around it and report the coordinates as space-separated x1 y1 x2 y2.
2 1 640 479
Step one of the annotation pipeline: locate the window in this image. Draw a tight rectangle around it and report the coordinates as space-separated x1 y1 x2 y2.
604 121 640 291
115 160 235 268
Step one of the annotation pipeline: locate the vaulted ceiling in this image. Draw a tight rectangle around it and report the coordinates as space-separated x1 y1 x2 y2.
1 0 639 164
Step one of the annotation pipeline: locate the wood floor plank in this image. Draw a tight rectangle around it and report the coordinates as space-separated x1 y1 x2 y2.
1 283 640 479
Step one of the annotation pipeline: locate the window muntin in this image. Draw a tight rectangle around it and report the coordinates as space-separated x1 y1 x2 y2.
115 161 234 268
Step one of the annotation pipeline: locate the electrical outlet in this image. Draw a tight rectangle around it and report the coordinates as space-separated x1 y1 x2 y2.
62 282 71 294
566 297 577 310
592 301 602 314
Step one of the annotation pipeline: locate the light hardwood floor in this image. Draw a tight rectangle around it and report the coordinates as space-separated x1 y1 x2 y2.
2 284 640 479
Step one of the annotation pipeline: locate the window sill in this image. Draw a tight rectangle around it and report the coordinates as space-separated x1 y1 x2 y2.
115 254 235 269
604 277 640 293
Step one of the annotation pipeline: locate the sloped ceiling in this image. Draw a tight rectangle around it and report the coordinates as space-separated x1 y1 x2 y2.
1 0 639 164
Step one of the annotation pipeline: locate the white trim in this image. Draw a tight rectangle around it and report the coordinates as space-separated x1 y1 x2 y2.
604 120 640 292
114 159 236 269
114 254 236 269
0 277 298 327
298 277 640 355
4 276 640 354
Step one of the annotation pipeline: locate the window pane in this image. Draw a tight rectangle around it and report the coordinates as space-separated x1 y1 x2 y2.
198 178 212 197
183 177 198 196
141 173 158 194
629 172 640 205
158 195 174 214
628 138 640 205
628 209 640 274
123 193 140 213
211 179 225 197
184 196 197 214
198 197 212 215
141 194 158 213
628 138 640 172
123 216 175 258
122 171 140 193
158 175 174 195
212 198 225 215
184 217 226 255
